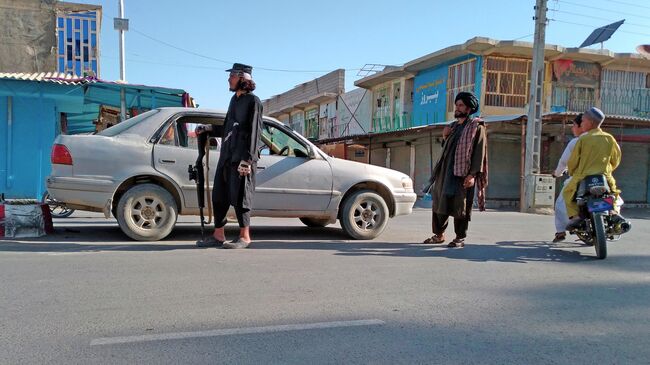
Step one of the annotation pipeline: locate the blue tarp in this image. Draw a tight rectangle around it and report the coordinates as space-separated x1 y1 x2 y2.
0 76 190 198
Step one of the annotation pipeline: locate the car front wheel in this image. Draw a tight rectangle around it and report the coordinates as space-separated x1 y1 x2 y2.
116 184 178 241
340 189 389 240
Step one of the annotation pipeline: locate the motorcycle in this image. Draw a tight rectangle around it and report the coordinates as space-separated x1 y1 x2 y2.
569 174 631 259
42 191 75 218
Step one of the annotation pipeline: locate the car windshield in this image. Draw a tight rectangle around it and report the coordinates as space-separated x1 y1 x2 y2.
98 109 160 137
261 124 310 157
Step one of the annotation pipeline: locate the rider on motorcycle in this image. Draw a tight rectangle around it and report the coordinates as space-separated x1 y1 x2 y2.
564 107 624 231
551 113 586 242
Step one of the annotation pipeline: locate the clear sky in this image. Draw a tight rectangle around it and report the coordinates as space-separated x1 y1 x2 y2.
76 0 650 109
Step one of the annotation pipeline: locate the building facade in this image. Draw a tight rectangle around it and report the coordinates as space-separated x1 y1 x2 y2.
261 37 650 206
0 0 102 76
262 69 345 140
353 38 650 205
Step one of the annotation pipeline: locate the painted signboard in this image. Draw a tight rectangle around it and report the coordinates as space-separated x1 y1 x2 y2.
412 66 447 126
552 59 600 86
412 55 483 125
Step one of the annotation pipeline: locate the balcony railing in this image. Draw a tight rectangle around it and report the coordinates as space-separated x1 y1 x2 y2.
632 89 650 118
551 86 596 113
601 88 650 118
371 113 413 133
552 86 650 118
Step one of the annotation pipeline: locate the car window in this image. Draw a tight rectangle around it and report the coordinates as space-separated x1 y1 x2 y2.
159 119 221 151
261 123 309 158
159 124 176 146
98 109 160 137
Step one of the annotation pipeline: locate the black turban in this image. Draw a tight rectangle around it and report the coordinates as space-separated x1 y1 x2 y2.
455 91 479 114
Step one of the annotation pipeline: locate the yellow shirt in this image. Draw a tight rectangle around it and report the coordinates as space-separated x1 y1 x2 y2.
567 128 621 179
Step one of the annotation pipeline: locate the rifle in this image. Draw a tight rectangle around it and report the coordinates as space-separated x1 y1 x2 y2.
188 130 211 242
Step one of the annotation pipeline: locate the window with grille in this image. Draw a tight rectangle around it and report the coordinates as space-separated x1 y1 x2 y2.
601 69 648 115
374 86 390 118
484 57 531 108
447 59 477 112
290 113 304 135
552 86 596 112
304 108 318 139
56 11 100 76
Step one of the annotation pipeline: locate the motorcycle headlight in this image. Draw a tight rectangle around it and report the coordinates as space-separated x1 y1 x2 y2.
401 177 413 190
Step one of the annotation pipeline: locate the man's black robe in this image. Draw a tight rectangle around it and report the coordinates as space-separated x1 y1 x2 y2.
211 92 263 210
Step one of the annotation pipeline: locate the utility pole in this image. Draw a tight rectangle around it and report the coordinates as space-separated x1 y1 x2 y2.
522 0 547 213
114 0 129 121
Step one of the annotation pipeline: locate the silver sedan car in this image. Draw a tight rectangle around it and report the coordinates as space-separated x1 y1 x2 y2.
47 108 416 241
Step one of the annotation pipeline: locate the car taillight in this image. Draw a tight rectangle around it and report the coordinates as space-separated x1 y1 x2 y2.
51 144 73 165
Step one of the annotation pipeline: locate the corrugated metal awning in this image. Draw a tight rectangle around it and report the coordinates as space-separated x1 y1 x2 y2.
0 72 89 85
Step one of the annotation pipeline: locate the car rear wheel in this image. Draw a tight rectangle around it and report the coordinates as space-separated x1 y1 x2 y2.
116 184 177 241
340 189 389 240
299 217 330 227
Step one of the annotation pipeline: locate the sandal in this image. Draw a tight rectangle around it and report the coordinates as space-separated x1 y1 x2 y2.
447 238 465 248
423 234 445 244
552 232 566 243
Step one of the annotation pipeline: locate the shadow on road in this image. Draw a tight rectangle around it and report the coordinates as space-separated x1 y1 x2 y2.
0 224 349 253
251 239 595 263
3 224 646 268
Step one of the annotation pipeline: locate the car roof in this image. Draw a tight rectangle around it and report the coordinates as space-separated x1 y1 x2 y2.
156 107 284 125
157 107 226 114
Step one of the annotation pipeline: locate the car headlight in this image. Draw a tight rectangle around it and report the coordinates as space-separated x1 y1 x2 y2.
401 177 413 190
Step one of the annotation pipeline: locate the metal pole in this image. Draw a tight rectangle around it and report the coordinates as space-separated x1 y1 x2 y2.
522 0 547 213
6 96 13 189
118 0 127 121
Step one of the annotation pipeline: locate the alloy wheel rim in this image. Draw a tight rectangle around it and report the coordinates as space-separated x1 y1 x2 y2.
352 200 381 231
130 196 167 229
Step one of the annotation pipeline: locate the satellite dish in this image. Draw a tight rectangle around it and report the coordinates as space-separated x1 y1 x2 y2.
579 20 625 48
638 44 650 59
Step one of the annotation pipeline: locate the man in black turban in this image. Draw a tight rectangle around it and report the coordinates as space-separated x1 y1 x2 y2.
422 91 488 248
195 63 263 249
454 91 479 115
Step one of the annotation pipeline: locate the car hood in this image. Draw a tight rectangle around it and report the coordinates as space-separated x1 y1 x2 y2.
327 156 412 189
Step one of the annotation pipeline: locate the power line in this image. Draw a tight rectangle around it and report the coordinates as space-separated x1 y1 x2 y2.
551 9 650 29
593 0 650 11
131 27 359 74
131 28 231 64
556 0 650 21
103 54 364 74
513 33 535 40
118 58 222 70
549 18 650 37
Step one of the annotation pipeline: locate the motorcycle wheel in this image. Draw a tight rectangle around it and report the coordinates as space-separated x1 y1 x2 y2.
592 212 608 259
42 192 75 218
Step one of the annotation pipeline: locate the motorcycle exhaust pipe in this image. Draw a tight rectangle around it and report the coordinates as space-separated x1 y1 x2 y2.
618 221 632 234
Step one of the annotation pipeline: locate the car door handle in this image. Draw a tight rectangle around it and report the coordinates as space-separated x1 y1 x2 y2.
257 166 265 170
159 159 176 164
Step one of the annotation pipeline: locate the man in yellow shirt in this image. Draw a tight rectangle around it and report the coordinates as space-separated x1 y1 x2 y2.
564 107 622 230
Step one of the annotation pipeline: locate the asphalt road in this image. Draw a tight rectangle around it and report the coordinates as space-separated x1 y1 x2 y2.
1 209 649 364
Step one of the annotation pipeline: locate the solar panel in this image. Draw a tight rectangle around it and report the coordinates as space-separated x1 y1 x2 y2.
579 20 625 48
